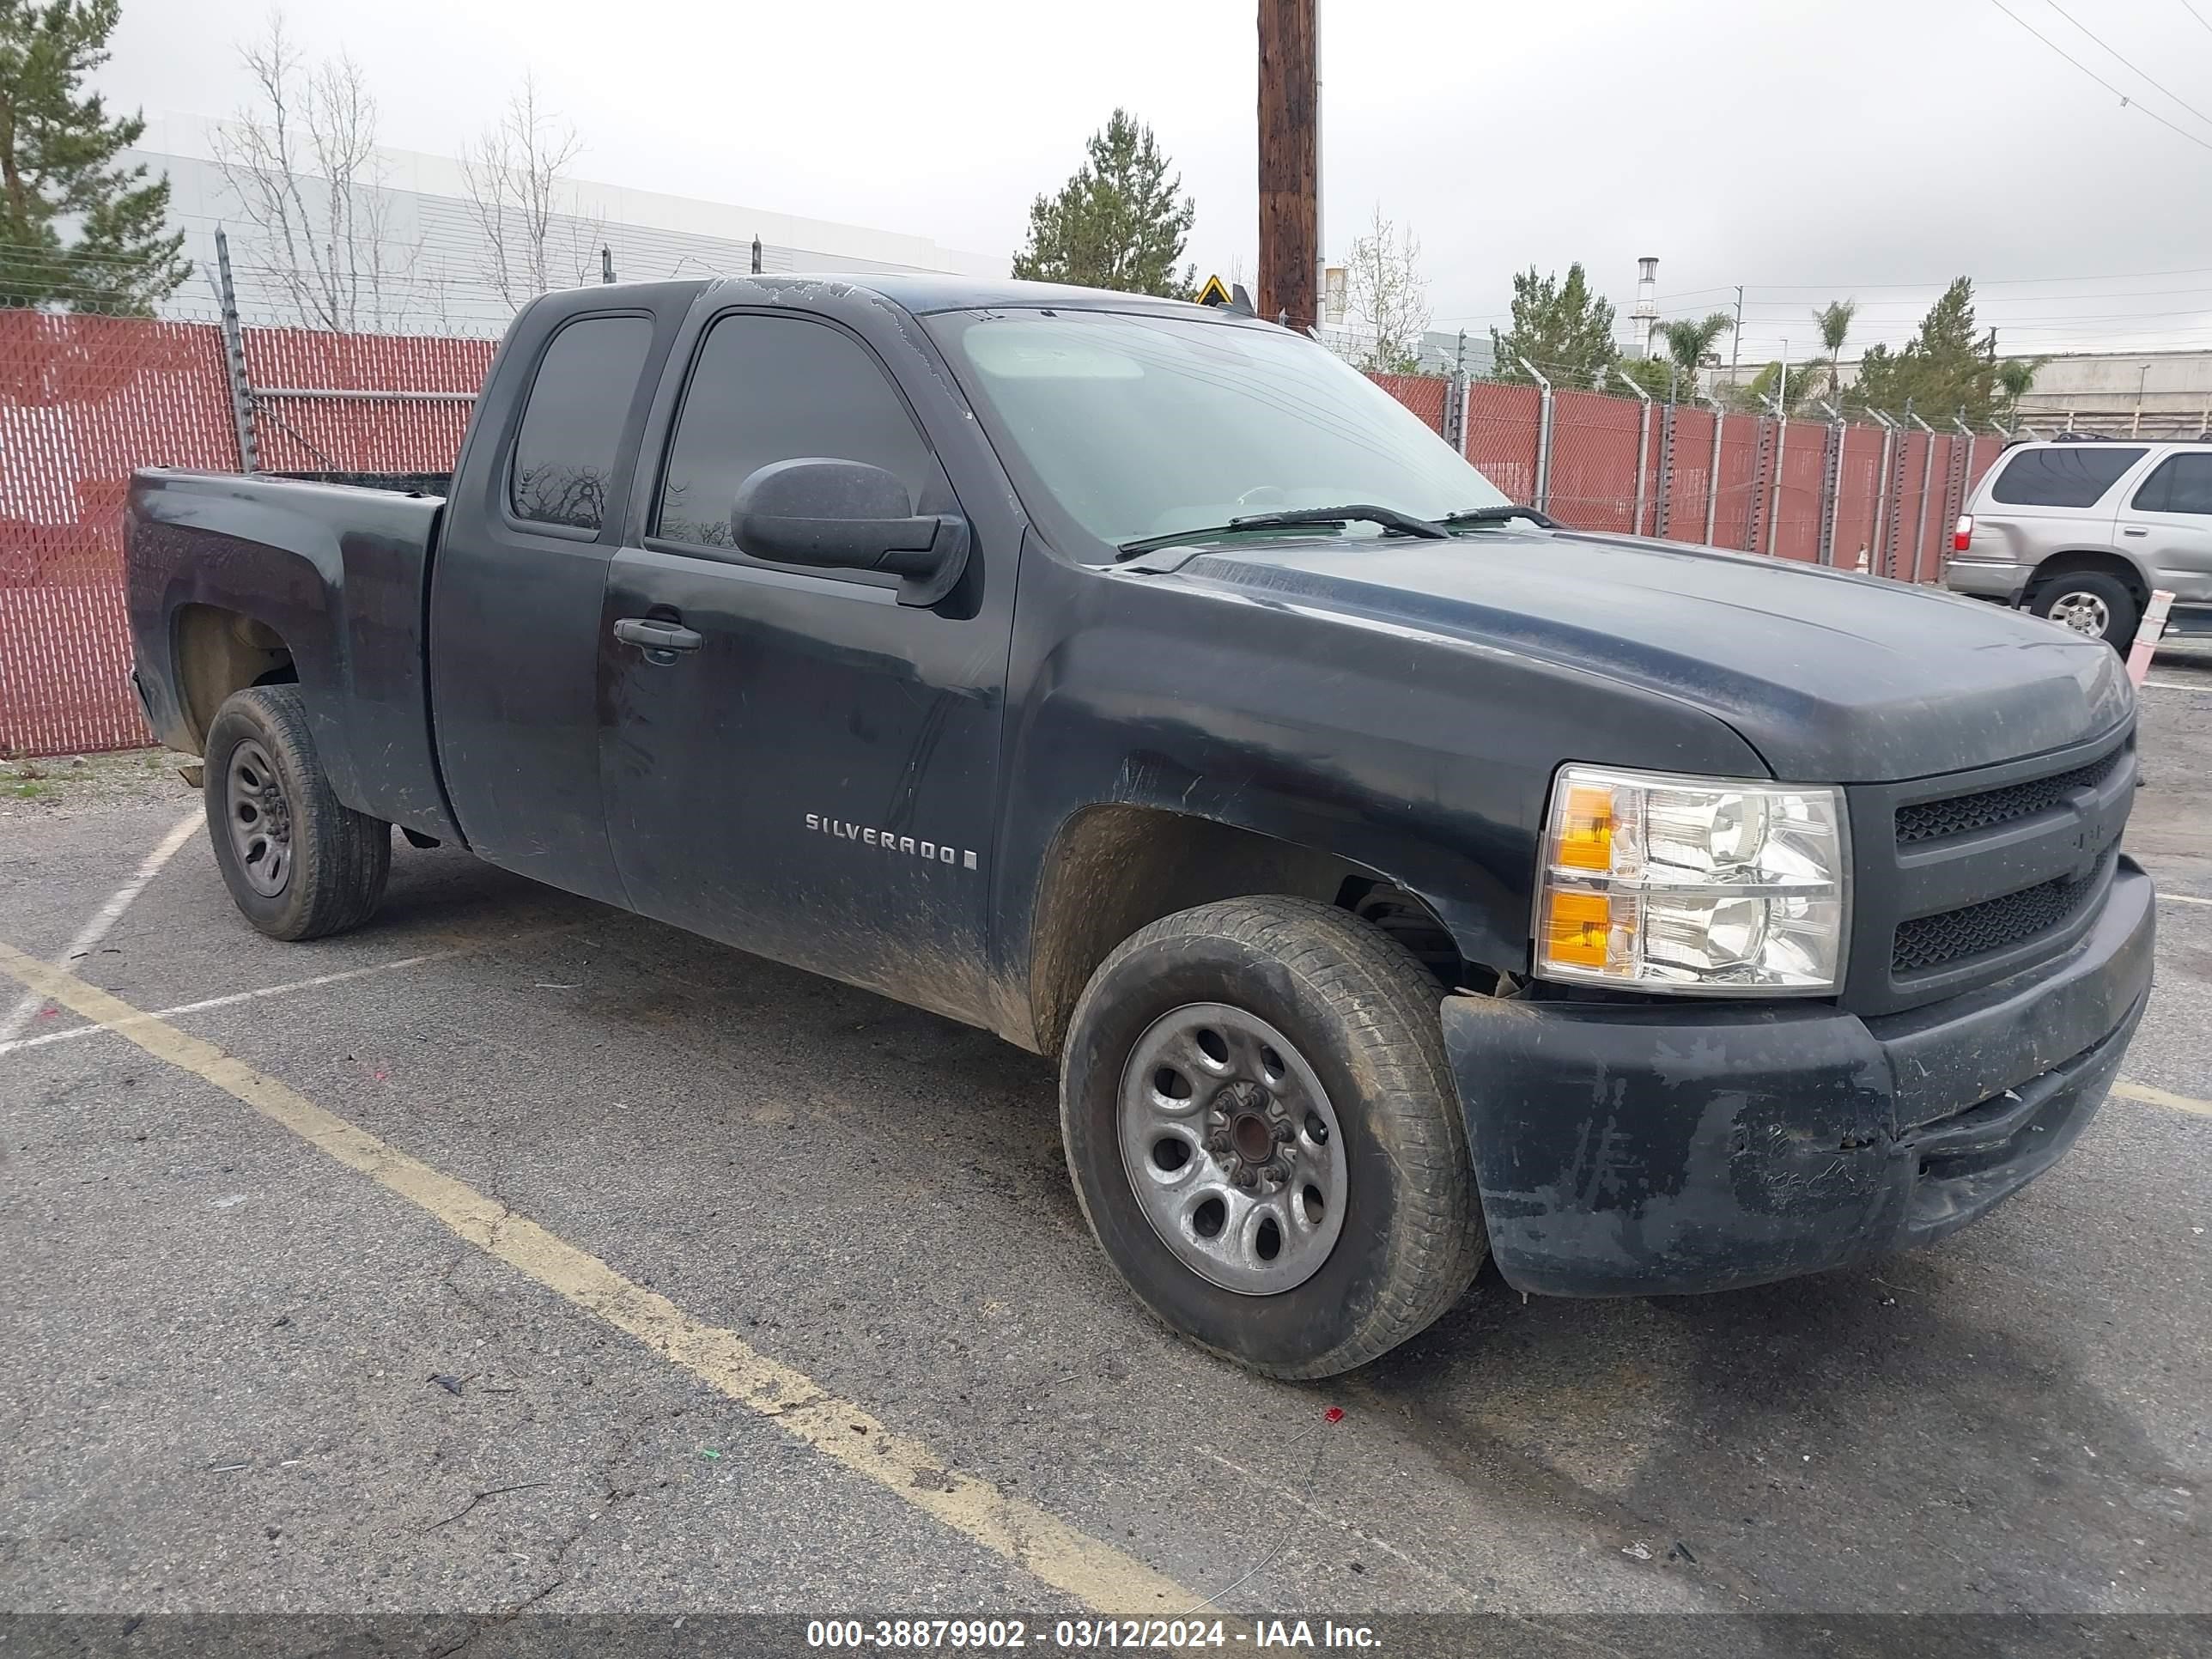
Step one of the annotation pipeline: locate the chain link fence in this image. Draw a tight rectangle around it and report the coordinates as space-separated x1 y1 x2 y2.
3 307 2010 757
1432 368 2003 575
1 308 491 757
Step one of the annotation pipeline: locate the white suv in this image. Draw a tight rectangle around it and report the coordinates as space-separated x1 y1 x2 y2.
1947 436 2212 647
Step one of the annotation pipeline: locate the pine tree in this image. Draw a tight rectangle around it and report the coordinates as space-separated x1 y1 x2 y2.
1850 277 1997 425
1490 264 1618 388
1011 110 1194 299
0 0 189 313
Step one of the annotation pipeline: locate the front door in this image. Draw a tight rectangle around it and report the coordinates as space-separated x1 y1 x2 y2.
599 308 1008 1025
2119 450 2212 604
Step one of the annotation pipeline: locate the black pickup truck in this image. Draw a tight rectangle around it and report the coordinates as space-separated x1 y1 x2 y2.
125 276 2154 1377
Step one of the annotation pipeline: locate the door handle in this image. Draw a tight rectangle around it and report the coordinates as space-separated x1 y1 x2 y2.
613 617 703 654
2122 526 2148 537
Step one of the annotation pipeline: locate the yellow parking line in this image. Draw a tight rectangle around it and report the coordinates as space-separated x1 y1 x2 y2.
2112 1079 2212 1118
0 939 1193 1614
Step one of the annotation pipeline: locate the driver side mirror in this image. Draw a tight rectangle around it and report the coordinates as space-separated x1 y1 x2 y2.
731 458 969 607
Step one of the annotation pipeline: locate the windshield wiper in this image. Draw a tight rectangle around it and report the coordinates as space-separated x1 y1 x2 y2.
1115 503 1450 559
1441 503 1559 530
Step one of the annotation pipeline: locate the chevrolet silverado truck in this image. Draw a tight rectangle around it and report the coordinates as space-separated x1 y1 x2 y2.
125 276 2154 1378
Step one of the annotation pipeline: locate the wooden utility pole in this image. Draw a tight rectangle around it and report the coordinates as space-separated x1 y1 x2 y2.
1256 0 1317 332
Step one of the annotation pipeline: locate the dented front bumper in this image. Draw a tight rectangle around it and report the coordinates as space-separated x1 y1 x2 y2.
1443 858 2156 1297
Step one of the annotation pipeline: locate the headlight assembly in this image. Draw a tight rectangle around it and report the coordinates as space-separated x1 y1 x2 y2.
1534 765 1848 994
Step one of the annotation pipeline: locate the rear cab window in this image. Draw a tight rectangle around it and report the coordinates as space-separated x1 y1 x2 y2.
1987 447 2146 509
510 314 655 532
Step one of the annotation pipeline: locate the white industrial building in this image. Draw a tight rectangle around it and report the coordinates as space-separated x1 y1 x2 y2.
125 112 1003 335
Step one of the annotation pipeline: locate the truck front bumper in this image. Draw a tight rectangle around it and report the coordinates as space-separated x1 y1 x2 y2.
1442 858 2155 1297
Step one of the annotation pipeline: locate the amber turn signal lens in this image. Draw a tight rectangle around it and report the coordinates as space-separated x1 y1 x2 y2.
1543 890 1615 969
1555 783 1615 872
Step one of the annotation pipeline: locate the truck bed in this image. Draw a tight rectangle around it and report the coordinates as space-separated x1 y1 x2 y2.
125 468 460 842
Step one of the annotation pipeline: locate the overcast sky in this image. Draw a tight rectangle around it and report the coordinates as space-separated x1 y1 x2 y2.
100 0 2212 362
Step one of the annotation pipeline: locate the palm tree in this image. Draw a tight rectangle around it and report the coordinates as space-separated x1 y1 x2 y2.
1810 300 1856 400
1655 312 1734 395
1996 356 2047 417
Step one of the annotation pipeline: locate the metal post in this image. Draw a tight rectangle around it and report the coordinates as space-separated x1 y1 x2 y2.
1455 369 1472 459
599 246 616 283
1519 356 1553 512
1612 367 1653 536
1655 402 1677 539
1908 409 1938 584
1702 395 1725 545
1765 342 1790 556
1814 400 1844 568
750 234 763 275
210 228 258 474
1865 410 1898 578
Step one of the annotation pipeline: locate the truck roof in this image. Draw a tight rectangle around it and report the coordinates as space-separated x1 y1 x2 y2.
586 271 1237 321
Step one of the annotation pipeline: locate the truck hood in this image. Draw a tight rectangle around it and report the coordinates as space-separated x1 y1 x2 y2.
1152 527 2132 782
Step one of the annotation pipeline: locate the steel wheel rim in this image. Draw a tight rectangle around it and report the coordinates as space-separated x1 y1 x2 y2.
1118 1002 1349 1296
226 738 293 897
2048 591 2111 637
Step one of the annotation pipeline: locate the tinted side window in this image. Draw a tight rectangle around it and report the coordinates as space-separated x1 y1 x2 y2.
1988 447 2145 508
2131 453 2212 515
656 313 939 550
510 315 653 531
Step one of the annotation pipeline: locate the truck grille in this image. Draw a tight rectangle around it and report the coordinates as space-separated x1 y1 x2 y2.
1892 852 2113 975
1845 721 2136 1015
1894 742 2130 845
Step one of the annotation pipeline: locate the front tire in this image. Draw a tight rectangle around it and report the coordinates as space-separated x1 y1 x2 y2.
203 685 390 940
2031 570 2137 650
1060 896 1486 1378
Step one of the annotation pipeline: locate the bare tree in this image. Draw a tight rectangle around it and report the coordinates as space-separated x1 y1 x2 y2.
1343 205 1430 374
461 78 601 311
210 15 416 331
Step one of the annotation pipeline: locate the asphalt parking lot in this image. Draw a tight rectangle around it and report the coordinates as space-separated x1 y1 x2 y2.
4 651 2211 1650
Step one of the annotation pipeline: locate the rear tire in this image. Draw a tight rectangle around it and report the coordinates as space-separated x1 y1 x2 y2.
2030 570 2137 651
203 685 390 941
1060 896 1486 1379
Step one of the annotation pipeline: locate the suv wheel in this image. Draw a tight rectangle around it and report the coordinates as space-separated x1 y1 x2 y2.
1059 896 1487 1378
2031 571 2137 651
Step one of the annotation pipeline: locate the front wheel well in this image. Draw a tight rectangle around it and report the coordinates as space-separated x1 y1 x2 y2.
1024 804 1488 1055
2027 551 2148 610
173 604 295 753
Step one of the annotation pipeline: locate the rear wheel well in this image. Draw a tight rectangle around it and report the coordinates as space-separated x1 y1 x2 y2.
2027 551 2148 611
173 605 295 754
1024 804 1481 1055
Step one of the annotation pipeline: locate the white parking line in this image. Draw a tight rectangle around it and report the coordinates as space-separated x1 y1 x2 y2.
0 953 450 1056
2142 679 2212 692
0 806 203 1045
2165 893 2212 908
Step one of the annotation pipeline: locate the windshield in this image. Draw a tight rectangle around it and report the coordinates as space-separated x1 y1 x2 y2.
925 308 1510 556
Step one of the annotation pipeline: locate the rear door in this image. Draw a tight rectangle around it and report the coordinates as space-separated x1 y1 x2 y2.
428 306 664 905
597 303 1012 1026
2118 451 2212 603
